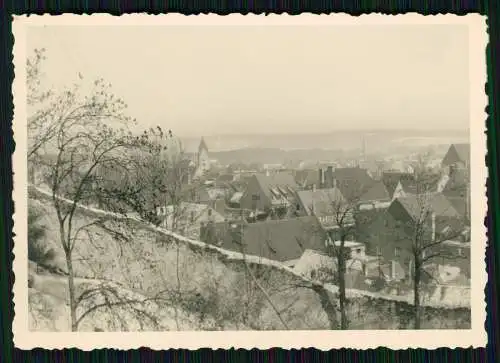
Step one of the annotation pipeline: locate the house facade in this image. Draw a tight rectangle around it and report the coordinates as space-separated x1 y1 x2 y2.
364 193 467 280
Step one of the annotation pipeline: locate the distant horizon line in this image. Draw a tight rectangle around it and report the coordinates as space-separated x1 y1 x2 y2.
176 127 470 138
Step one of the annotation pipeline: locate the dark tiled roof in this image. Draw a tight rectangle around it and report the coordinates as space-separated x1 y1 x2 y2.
254 172 299 200
381 172 415 196
382 171 441 196
453 143 470 164
359 181 392 202
216 174 234 183
333 167 373 183
294 169 321 188
181 184 211 204
446 197 469 218
217 216 327 262
442 143 470 167
330 168 375 200
392 193 461 221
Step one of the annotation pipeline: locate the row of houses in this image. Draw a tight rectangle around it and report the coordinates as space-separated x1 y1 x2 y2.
87 141 469 291
191 144 471 291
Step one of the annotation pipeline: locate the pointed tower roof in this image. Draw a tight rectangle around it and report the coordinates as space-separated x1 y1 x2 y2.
199 137 208 153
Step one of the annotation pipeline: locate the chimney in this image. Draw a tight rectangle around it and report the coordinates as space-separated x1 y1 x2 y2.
312 184 316 192
391 260 397 280
326 166 334 188
265 169 270 177
318 168 324 188
431 212 436 242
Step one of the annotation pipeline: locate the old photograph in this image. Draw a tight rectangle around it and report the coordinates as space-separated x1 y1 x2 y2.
12 14 487 350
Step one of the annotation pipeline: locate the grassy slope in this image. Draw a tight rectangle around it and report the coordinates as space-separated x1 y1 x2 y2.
27 189 471 331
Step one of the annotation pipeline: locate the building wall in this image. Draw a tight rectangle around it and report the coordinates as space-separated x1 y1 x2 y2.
426 243 471 278
364 204 469 281
366 211 414 267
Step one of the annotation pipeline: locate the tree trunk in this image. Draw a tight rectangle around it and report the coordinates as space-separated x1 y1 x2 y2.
65 251 78 332
338 253 348 330
413 258 421 330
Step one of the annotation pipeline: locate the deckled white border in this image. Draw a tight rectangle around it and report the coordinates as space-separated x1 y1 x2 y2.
12 13 488 350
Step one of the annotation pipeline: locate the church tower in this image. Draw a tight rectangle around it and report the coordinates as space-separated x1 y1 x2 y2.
194 137 210 178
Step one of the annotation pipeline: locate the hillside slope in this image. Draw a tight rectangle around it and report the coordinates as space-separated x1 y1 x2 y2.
27 187 471 331
29 265 204 331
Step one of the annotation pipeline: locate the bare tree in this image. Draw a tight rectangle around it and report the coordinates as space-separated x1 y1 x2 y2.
30 65 157 330
27 48 52 158
400 155 469 329
322 188 359 330
97 128 213 330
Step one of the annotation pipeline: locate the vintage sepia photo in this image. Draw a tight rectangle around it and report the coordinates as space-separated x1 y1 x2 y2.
12 13 488 350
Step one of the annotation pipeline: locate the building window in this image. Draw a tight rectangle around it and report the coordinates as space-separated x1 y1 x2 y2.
394 247 401 258
356 248 362 254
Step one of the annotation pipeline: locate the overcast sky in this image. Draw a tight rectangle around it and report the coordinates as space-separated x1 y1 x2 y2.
27 24 469 137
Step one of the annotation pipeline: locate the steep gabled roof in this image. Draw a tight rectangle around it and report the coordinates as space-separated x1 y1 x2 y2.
446 196 469 218
217 216 327 262
296 188 345 217
331 167 375 200
391 193 461 222
442 143 470 167
453 143 470 164
359 181 392 203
